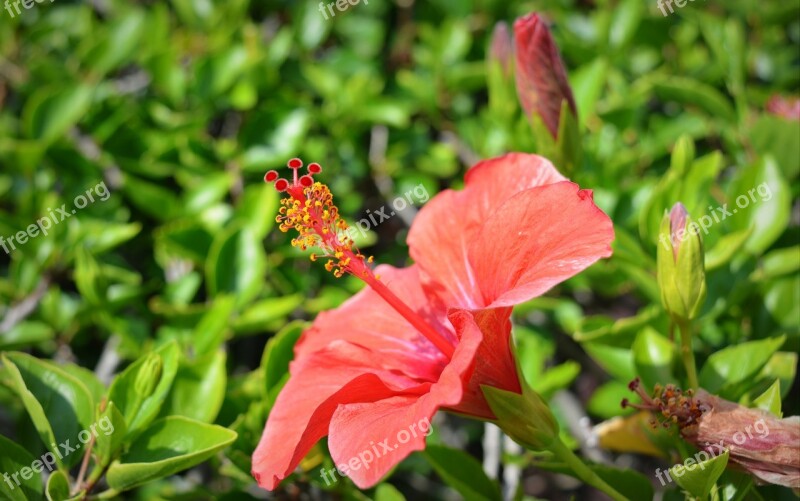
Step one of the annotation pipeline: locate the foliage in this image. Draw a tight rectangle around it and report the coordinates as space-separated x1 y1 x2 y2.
0 0 797 499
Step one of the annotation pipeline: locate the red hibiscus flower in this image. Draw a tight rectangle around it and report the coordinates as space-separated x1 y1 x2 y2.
252 153 614 490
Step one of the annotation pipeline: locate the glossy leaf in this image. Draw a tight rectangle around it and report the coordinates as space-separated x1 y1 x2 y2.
106 417 237 491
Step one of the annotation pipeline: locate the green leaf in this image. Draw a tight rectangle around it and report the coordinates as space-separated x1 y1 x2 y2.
652 77 736 122
669 449 729 501
423 445 502 501
105 417 237 492
240 109 311 172
23 84 93 144
534 361 581 399
728 156 791 255
84 11 146 76
237 183 279 239
94 402 127 468
609 0 643 50
588 381 633 420
762 276 800 329
705 228 752 270
537 461 653 501
0 321 54 350
80 222 142 255
632 327 676 389
748 115 800 179
582 343 636 382
44 470 70 501
261 321 305 407
759 245 800 280
699 336 786 394
59 364 105 408
0 434 44 501
159 350 226 423
193 295 237 356
1 352 95 469
571 58 609 126
121 175 182 221
374 483 406 501
752 380 782 417
233 294 304 334
756 352 797 399
196 46 249 98
205 224 265 305
107 341 180 437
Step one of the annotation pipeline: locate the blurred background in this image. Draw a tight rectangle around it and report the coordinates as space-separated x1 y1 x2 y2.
0 0 798 499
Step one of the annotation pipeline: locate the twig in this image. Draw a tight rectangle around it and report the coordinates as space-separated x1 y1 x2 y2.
0 276 50 334
94 336 121 386
502 435 522 501
368 125 418 226
483 422 501 479
552 390 612 465
440 130 480 168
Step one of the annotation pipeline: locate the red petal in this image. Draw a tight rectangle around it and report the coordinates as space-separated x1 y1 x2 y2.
446 308 520 419
296 264 451 381
325 318 484 488
408 154 565 309
470 181 614 307
251 342 429 490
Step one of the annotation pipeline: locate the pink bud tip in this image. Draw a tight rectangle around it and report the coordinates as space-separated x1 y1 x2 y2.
669 202 689 260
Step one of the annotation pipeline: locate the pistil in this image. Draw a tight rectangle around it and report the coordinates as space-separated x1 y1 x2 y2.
266 159 456 359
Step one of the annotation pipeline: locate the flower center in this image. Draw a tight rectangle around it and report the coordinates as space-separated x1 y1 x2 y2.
265 159 455 358
623 378 708 429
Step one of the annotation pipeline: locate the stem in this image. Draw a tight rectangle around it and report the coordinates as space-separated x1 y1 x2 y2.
548 438 629 501
73 432 96 495
677 321 699 389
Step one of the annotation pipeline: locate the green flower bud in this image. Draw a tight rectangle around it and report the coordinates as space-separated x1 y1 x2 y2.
482 379 559 450
134 353 163 398
657 203 707 322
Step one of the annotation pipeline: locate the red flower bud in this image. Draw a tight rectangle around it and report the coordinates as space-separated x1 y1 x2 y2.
513 13 577 139
489 21 514 78
766 95 800 121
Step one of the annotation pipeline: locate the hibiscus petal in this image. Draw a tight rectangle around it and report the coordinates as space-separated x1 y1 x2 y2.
446 307 520 419
408 153 565 309
325 316 484 488
295 264 450 381
470 181 614 308
252 342 429 490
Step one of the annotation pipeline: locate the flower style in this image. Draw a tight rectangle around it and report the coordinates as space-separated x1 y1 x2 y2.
252 153 614 490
